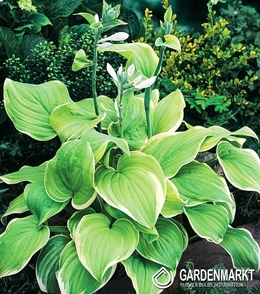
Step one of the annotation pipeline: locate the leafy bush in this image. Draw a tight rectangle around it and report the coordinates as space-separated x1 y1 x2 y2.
4 28 125 101
160 0 260 131
0 2 260 293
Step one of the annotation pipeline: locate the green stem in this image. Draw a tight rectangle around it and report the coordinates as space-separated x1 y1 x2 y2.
144 87 152 138
92 30 102 132
189 234 201 244
144 46 166 138
154 46 166 77
97 194 105 212
118 87 124 137
49 226 70 233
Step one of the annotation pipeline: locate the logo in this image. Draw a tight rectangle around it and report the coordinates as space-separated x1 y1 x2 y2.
152 267 174 289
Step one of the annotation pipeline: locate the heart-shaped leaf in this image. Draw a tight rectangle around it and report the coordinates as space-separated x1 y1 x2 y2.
171 161 232 206
81 129 129 162
104 203 158 241
72 49 92 71
137 218 187 270
200 125 258 152
0 162 47 184
217 141 260 193
99 42 159 79
36 235 70 293
143 128 215 178
220 226 260 271
119 92 148 149
76 96 118 130
50 103 105 142
161 180 186 218
216 194 236 224
57 241 116 293
95 151 166 228
67 208 96 239
4 79 72 140
0 216 50 278
122 252 175 294
1 193 28 225
45 140 96 209
74 213 139 282
153 89 185 135
184 204 229 243
155 34 181 51
24 181 69 225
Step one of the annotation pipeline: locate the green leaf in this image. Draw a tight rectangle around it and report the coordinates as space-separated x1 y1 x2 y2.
230 126 258 140
0 216 50 278
57 241 116 293
28 12 52 27
74 213 139 282
36 235 70 293
67 208 96 239
171 161 232 206
75 12 96 25
164 6 172 22
90 21 102 30
161 180 186 218
155 35 181 51
99 42 159 79
76 95 118 130
0 162 47 184
221 227 260 271
50 102 105 142
45 140 96 209
216 195 236 224
122 252 175 294
81 129 129 162
0 27 21 58
101 19 127 34
217 141 260 193
124 7 141 40
118 92 148 149
184 204 229 243
24 181 69 225
142 128 215 178
46 0 83 18
4 79 72 140
72 49 92 71
1 194 28 225
153 89 185 135
104 203 158 240
137 218 187 270
200 125 258 152
95 151 166 229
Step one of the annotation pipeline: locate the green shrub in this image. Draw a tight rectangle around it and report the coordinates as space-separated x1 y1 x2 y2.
160 0 260 131
4 28 125 101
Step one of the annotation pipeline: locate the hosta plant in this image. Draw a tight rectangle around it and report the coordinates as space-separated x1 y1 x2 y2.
0 2 260 294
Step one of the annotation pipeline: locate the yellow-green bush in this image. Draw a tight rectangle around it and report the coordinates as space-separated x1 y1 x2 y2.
160 1 260 130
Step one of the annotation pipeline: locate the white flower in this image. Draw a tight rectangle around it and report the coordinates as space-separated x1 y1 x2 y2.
106 63 118 81
106 63 156 92
127 64 135 79
98 42 113 49
99 32 129 43
94 14 99 22
134 76 156 89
